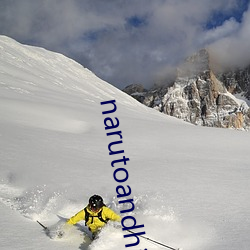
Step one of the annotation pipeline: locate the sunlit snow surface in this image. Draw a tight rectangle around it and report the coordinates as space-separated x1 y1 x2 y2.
0 36 250 250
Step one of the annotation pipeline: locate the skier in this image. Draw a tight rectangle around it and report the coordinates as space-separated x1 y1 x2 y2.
66 194 121 239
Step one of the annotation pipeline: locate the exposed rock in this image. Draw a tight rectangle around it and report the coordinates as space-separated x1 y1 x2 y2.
217 66 250 99
123 49 250 130
123 84 147 103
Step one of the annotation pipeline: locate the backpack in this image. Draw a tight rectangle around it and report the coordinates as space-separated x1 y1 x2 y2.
84 206 109 226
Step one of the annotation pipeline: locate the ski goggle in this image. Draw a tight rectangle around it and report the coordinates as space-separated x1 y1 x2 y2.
90 204 101 212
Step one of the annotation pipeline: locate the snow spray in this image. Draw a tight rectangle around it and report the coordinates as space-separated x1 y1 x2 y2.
101 100 147 249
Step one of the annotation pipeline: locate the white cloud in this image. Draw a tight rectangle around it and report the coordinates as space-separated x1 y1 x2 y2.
200 17 240 45
0 0 249 88
209 5 250 68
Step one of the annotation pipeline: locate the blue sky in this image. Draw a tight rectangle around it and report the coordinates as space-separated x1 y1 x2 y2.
206 0 249 28
0 0 249 88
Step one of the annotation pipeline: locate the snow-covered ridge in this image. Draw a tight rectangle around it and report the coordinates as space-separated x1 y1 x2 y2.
0 35 151 134
0 35 144 107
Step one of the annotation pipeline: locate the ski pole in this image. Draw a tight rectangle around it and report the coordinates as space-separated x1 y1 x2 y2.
37 220 48 231
127 229 181 250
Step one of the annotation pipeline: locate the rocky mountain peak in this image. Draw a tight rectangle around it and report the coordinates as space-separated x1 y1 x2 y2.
123 49 250 130
177 49 210 78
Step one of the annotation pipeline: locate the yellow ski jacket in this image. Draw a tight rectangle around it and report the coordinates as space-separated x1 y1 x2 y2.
67 206 121 233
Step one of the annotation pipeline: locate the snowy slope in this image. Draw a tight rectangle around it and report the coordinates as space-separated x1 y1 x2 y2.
0 36 250 250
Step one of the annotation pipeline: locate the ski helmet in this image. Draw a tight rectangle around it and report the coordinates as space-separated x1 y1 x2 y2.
89 195 104 210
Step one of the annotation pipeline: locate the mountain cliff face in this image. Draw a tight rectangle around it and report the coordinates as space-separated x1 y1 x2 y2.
217 66 250 99
123 49 250 130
